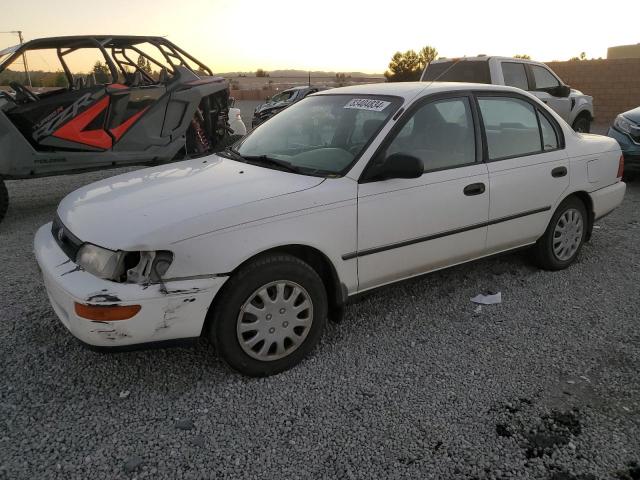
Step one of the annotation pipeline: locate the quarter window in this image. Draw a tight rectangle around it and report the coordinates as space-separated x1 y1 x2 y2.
539 113 559 151
385 97 476 172
531 65 560 89
501 62 529 90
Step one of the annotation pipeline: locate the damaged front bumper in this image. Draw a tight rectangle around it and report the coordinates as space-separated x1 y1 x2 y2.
34 223 228 348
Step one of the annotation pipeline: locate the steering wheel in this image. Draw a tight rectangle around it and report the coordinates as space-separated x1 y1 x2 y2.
9 81 38 103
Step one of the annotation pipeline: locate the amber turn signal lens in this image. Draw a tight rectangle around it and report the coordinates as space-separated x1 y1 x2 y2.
74 303 141 321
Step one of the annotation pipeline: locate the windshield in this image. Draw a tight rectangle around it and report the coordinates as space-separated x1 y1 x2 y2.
270 90 297 103
422 60 491 84
236 94 402 176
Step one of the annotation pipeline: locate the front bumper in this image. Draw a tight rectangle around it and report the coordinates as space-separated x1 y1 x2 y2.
34 223 228 348
607 127 640 169
590 181 626 221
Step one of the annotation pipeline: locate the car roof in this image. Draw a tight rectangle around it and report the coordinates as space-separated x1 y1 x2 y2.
431 56 546 66
314 81 529 101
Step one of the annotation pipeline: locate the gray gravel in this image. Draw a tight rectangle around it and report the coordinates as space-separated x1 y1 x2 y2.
1 171 639 479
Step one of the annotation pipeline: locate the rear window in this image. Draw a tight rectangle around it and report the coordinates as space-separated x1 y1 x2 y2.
421 61 491 84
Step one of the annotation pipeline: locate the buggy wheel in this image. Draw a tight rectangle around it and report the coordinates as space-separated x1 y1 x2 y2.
0 178 8 223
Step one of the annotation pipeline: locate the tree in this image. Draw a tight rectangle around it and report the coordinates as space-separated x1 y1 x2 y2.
570 52 587 62
335 72 351 87
384 45 438 82
136 55 152 73
514 54 531 60
92 61 110 83
418 46 438 66
256 68 269 77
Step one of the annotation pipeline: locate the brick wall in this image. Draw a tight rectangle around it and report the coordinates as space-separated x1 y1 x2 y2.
546 59 640 125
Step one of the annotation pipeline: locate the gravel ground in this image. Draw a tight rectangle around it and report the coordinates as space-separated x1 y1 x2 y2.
1 171 639 480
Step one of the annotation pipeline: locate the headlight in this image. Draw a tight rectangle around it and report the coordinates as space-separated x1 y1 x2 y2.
614 115 634 135
76 244 173 284
76 244 124 280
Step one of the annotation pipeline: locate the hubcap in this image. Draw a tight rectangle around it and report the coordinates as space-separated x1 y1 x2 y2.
236 280 313 361
553 208 583 261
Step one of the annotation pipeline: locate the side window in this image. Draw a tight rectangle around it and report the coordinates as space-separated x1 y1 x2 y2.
531 65 560 89
501 62 529 90
478 97 540 160
539 113 558 151
385 97 476 172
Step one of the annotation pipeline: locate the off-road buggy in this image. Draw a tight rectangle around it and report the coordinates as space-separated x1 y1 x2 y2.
0 35 245 223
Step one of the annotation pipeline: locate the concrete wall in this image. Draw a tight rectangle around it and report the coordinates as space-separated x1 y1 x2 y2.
547 59 640 125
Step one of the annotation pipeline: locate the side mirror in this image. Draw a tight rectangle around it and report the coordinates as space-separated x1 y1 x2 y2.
367 153 423 181
551 85 571 98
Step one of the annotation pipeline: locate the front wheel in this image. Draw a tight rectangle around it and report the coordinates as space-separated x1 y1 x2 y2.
572 115 591 133
0 178 8 223
533 197 588 270
208 254 328 377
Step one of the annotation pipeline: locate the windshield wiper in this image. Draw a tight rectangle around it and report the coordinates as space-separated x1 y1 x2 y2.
219 146 246 161
240 154 300 173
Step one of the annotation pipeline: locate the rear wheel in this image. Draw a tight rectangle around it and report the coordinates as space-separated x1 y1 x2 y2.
572 115 591 133
0 178 8 223
208 254 328 377
533 196 587 270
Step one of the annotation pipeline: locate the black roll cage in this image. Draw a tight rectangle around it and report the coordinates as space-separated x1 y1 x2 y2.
0 35 214 86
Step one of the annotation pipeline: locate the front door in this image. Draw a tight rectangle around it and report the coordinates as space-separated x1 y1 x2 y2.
356 94 490 291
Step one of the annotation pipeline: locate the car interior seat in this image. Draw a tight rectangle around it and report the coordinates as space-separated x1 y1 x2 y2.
158 67 170 83
85 73 96 87
74 76 86 90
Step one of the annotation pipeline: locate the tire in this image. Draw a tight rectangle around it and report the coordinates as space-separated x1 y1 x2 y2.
533 196 588 271
572 115 591 133
208 254 328 377
0 178 8 223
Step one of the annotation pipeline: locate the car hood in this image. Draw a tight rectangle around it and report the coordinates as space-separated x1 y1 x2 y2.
57 155 324 250
622 106 640 124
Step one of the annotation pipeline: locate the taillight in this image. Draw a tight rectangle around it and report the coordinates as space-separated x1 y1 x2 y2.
617 154 624 179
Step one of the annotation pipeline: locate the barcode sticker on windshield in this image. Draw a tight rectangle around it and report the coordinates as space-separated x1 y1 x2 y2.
344 99 391 111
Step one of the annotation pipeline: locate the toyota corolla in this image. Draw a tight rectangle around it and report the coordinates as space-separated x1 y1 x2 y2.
34 82 626 376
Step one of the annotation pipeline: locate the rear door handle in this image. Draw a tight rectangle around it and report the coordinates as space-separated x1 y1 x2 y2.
552 166 567 178
463 183 486 196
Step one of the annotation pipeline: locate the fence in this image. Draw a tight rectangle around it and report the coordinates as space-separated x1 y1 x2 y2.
546 58 640 125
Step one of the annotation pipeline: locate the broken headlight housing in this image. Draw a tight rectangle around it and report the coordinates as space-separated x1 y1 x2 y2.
76 244 173 284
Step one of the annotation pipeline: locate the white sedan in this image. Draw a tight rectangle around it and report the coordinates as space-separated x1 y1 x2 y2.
34 82 626 376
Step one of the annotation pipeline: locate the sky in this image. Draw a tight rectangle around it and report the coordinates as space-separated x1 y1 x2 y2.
2 0 639 74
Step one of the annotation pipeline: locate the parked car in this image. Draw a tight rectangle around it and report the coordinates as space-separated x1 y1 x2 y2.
34 82 625 376
0 35 246 223
607 107 640 173
421 56 594 133
252 86 327 128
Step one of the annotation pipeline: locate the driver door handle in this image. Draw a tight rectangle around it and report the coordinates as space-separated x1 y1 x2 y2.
463 183 486 196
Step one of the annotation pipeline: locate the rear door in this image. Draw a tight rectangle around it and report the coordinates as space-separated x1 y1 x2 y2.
356 94 489 291
475 93 569 253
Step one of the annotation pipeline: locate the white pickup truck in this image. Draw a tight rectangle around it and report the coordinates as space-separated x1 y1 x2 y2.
421 56 594 133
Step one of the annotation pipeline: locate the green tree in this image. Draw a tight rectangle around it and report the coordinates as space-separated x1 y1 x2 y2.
256 68 268 77
385 45 438 82
53 71 67 87
92 61 110 83
514 54 531 59
570 52 587 61
418 46 438 67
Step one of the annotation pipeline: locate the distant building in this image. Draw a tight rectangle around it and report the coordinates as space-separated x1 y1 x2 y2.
607 44 640 59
